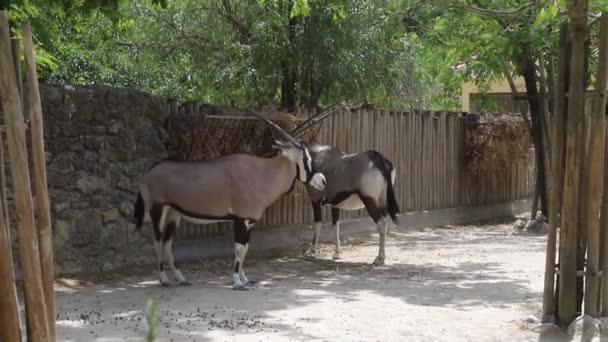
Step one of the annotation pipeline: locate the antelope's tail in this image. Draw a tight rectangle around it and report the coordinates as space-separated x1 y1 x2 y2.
385 168 400 225
133 192 145 232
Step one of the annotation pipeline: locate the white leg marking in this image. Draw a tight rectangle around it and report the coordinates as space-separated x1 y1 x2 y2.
238 243 250 284
164 237 189 285
306 222 322 256
233 243 248 289
332 222 342 260
154 239 170 286
373 217 388 266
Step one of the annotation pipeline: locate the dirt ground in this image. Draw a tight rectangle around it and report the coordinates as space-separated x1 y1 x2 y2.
54 218 545 342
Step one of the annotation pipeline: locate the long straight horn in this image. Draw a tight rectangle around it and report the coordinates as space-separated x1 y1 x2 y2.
290 102 349 138
246 109 302 148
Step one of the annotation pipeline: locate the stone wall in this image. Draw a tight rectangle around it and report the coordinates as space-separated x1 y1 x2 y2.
38 84 169 274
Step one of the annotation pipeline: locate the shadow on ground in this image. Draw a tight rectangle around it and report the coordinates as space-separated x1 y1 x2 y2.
54 221 545 342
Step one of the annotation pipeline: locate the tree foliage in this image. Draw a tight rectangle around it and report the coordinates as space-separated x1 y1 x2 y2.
5 0 426 111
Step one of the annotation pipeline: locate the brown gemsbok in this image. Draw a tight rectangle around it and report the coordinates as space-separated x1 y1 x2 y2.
133 111 326 290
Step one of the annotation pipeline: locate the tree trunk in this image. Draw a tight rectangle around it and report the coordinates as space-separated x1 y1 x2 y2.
518 50 549 216
280 1 298 111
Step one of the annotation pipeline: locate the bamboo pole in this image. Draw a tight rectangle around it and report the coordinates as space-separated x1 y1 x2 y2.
0 11 51 341
543 22 570 322
558 4 589 325
22 21 56 337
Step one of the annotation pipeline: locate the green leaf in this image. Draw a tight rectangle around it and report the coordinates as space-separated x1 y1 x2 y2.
290 0 311 18
549 3 559 17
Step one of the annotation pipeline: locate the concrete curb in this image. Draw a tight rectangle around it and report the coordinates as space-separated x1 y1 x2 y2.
174 198 532 262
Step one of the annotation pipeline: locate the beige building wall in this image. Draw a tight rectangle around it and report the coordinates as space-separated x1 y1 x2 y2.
461 77 526 111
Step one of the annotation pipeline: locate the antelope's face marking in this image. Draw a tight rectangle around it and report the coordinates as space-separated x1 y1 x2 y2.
298 146 325 190
275 141 326 191
309 173 326 191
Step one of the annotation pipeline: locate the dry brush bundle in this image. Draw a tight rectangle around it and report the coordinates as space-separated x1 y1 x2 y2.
463 113 532 175
168 109 322 161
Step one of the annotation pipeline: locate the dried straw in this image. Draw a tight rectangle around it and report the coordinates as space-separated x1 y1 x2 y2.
463 113 532 175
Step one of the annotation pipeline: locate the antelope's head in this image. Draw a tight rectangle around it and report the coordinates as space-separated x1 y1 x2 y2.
249 110 326 191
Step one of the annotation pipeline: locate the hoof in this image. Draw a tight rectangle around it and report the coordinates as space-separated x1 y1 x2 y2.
332 252 342 260
245 280 257 286
232 284 253 291
371 257 385 267
178 280 192 286
160 281 171 287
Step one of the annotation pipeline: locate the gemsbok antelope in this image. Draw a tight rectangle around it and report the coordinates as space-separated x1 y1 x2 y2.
133 111 326 290
291 109 400 266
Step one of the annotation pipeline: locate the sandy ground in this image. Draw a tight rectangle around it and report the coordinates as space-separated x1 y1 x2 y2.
54 219 545 342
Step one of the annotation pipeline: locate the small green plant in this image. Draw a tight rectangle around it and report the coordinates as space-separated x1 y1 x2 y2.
145 299 158 342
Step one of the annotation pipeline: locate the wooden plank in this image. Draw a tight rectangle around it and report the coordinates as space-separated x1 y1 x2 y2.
0 11 51 341
23 21 56 338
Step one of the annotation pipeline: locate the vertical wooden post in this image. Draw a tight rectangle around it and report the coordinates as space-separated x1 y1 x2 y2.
0 11 51 342
559 3 589 325
0 132 22 341
583 12 608 317
543 22 569 322
22 21 56 338
10 37 22 100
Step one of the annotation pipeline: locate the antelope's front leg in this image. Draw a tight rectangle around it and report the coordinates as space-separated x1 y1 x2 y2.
305 201 322 257
331 207 342 260
232 219 254 290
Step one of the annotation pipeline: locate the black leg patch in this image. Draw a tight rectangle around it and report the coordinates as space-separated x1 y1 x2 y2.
360 195 382 223
150 204 163 241
331 207 340 225
163 221 177 242
312 201 322 222
234 261 240 273
234 219 252 245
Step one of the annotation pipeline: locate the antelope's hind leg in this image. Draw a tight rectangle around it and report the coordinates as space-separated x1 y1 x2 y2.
232 218 255 290
151 205 171 286
360 196 387 267
331 207 342 260
163 213 191 286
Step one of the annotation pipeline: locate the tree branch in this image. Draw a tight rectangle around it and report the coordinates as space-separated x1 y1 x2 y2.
453 1 537 17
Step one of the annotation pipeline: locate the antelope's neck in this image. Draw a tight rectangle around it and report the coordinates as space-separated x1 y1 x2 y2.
263 155 298 200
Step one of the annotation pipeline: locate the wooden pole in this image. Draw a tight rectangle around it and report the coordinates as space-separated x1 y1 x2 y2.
10 37 22 100
602 102 608 315
0 11 51 341
0 162 21 342
583 11 608 317
543 22 569 322
22 21 56 339
559 2 589 326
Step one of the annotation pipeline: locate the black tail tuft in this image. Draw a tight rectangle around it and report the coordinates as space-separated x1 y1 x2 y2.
366 150 400 224
386 176 400 224
134 192 145 232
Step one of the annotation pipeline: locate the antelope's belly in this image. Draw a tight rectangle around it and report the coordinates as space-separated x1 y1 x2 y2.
333 194 365 211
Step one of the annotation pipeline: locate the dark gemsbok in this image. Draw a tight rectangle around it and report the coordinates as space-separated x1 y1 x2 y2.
291 109 400 266
133 111 326 290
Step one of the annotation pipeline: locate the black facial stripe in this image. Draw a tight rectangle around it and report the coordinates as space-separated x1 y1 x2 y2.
302 150 313 182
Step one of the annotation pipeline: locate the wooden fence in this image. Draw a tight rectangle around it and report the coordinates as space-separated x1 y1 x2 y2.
167 106 536 241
